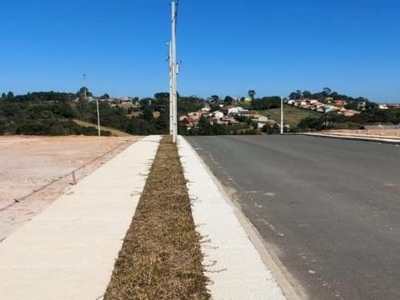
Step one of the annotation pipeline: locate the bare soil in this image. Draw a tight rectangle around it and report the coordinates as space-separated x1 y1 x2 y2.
323 129 400 139
0 135 141 242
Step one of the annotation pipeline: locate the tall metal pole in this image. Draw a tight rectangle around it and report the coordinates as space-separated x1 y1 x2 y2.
83 73 87 99
171 1 178 143
96 99 101 136
280 96 284 134
168 42 173 135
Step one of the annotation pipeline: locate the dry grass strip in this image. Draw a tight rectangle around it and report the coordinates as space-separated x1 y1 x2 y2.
104 136 210 300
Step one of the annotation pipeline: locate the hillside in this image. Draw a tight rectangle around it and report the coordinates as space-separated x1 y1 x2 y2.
260 105 323 128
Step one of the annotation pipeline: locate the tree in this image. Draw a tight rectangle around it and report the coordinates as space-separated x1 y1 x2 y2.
1 93 6 100
289 92 298 100
154 92 169 100
322 87 332 97
196 115 213 135
100 93 110 99
248 90 256 109
289 90 302 100
6 91 14 101
142 105 154 122
303 90 312 99
248 90 256 100
77 87 93 99
224 96 235 105
210 95 219 104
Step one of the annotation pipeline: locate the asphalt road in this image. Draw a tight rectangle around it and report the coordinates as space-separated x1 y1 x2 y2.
185 135 400 300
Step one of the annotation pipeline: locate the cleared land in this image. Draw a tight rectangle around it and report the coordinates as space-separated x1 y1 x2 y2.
104 136 209 300
0 135 141 242
260 105 322 128
324 129 400 138
72 119 131 137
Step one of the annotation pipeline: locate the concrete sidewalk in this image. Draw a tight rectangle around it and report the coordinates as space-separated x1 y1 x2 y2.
0 135 161 300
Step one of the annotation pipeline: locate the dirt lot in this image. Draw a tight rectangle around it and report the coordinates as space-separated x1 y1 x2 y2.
323 129 400 138
0 135 141 242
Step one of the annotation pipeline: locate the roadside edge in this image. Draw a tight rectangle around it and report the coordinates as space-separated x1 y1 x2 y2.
178 135 301 300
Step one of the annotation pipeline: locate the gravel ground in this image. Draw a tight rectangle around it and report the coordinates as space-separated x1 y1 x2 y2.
0 135 141 242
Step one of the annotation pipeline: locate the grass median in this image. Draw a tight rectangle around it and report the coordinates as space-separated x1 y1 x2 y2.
104 135 210 300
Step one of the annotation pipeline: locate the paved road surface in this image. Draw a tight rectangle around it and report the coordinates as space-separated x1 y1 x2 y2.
185 135 400 300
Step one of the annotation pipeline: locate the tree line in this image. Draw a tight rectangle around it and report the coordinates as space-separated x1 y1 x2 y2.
0 90 207 136
0 89 398 136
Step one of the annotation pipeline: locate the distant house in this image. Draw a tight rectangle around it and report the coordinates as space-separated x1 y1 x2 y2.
227 106 244 115
239 110 257 118
117 99 133 111
213 111 224 119
252 115 269 129
334 100 347 107
343 110 360 117
357 102 367 110
222 116 239 124
202 112 213 118
188 111 202 121
179 115 188 122
387 103 400 109
182 117 195 129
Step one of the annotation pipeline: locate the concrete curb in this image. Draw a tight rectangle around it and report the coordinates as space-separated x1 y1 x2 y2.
178 136 288 300
0 135 161 300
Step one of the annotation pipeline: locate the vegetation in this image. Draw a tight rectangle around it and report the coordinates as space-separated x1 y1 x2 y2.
260 105 323 128
288 88 369 104
0 88 398 136
0 91 172 136
104 136 210 300
72 120 131 137
298 109 400 131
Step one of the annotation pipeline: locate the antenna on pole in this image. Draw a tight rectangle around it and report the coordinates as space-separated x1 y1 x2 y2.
83 73 87 99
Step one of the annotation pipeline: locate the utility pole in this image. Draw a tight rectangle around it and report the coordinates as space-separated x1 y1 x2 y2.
171 1 178 143
96 98 101 136
280 96 284 134
168 42 173 135
83 73 100 136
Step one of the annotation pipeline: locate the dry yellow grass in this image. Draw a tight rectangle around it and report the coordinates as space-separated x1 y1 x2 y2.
72 119 131 137
104 136 210 300
325 129 400 138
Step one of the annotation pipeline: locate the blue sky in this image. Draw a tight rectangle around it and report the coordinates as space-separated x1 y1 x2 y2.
1 0 399 102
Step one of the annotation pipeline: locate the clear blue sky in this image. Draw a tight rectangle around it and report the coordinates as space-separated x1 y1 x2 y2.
1 0 399 102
